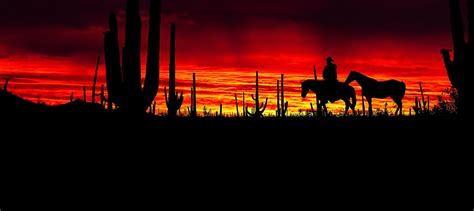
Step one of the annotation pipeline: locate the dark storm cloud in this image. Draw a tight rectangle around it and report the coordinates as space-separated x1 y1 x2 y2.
0 0 453 58
1 0 124 28
0 0 451 30
162 0 451 34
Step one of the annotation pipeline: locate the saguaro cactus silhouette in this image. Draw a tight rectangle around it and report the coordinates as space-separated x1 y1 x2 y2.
165 23 184 118
189 73 197 117
219 104 223 117
276 74 288 117
242 92 247 117
235 93 239 117
3 79 9 91
441 0 472 116
104 0 160 113
246 71 268 118
83 85 87 102
91 56 100 104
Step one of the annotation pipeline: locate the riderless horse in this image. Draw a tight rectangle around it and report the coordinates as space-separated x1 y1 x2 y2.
345 71 406 116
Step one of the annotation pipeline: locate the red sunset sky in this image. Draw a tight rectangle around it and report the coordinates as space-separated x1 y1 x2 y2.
0 0 460 115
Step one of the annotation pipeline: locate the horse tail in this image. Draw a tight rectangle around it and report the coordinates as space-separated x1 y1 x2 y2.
350 87 357 110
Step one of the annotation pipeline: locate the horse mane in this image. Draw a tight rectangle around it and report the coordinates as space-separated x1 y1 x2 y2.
351 71 379 83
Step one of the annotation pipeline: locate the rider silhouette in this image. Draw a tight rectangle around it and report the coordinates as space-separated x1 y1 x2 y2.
323 57 338 83
323 57 339 102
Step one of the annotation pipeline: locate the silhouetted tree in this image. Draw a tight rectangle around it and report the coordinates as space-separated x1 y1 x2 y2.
433 87 458 115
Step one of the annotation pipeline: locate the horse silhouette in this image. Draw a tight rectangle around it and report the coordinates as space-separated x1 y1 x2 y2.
345 71 406 116
301 80 356 116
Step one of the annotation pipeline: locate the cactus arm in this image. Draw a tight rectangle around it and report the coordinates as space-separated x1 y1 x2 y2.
251 94 257 101
176 92 184 110
245 106 253 117
419 82 426 112
441 50 462 89
260 98 268 114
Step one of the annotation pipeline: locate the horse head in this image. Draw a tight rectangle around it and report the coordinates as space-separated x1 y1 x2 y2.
301 80 312 98
344 71 358 85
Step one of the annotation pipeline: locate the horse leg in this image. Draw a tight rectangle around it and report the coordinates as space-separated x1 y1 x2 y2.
348 96 356 116
344 99 350 116
367 97 373 117
399 103 403 116
323 104 328 116
395 100 403 116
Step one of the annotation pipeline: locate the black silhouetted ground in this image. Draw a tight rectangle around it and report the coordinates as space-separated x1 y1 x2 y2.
0 89 468 211
1 89 467 138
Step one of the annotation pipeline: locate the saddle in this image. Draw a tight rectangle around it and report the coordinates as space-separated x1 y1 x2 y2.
324 81 344 103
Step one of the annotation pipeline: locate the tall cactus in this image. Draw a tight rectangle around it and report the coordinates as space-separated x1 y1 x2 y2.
441 0 472 116
235 93 239 117
277 80 280 116
220 104 223 117
242 92 247 117
278 74 288 117
3 79 9 91
246 71 268 118
165 23 184 118
91 56 100 104
189 73 197 117
83 85 87 102
104 0 160 113
419 82 427 113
